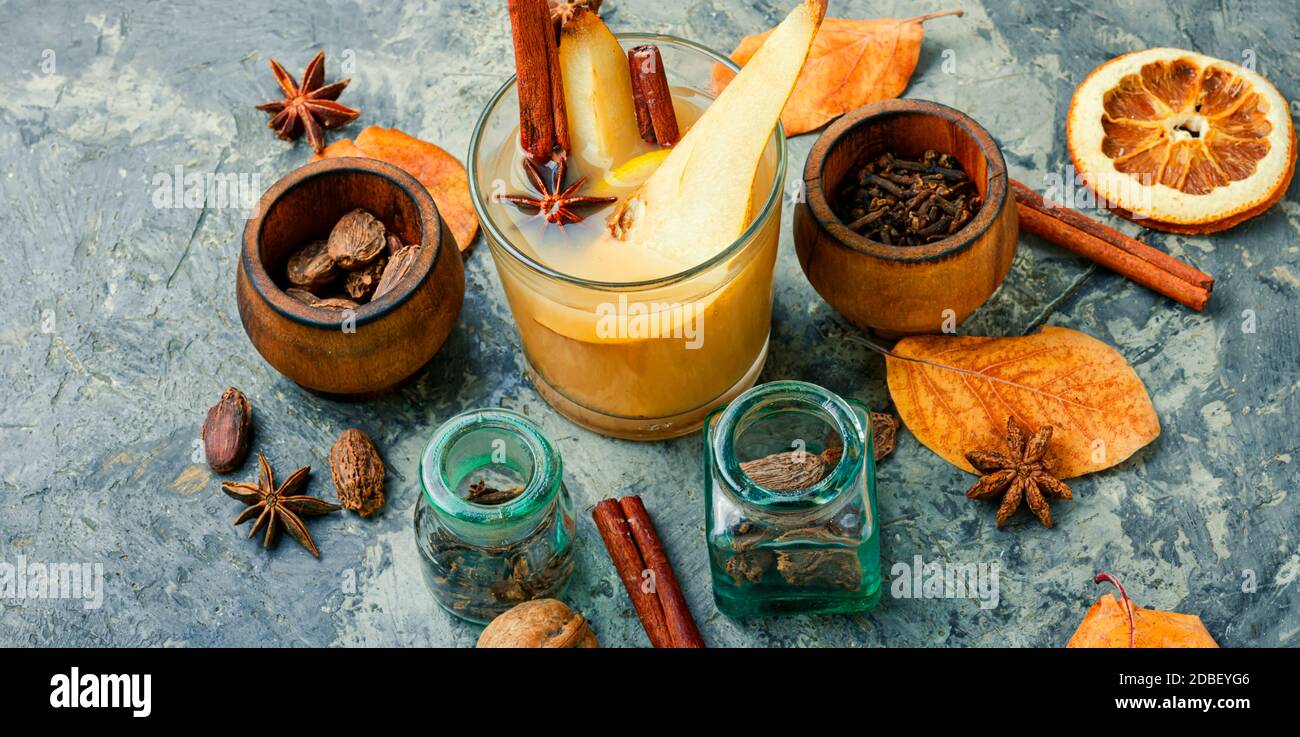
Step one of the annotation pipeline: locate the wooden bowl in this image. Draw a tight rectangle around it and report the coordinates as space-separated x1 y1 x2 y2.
237 157 465 396
794 99 1017 337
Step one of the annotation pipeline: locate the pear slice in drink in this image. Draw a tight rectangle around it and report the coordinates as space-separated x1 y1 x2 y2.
558 7 644 173
609 0 826 267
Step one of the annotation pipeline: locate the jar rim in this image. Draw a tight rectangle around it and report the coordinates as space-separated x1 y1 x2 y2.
466 32 789 291
711 381 869 507
419 408 562 523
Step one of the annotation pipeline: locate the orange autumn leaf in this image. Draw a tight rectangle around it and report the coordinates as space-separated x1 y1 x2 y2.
1068 574 1218 648
317 138 364 158
315 126 478 254
885 326 1160 479
712 9 962 136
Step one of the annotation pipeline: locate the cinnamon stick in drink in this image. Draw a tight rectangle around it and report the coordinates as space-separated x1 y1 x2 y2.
508 0 570 162
628 45 680 146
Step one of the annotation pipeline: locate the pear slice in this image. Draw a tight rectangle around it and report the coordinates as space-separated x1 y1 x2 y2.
558 7 643 172
609 0 826 268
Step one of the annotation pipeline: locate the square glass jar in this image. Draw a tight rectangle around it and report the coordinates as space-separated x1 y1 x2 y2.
705 381 881 618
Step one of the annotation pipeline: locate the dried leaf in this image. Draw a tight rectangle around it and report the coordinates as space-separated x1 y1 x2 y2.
1069 596 1218 648
712 10 962 136
315 126 479 254
885 326 1159 479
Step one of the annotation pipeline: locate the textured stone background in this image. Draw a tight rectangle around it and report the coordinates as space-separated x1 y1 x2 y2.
1 0 1296 648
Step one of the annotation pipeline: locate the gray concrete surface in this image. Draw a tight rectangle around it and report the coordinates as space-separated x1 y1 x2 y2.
1 0 1296 647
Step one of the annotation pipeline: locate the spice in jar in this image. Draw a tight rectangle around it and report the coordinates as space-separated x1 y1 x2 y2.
834 149 982 246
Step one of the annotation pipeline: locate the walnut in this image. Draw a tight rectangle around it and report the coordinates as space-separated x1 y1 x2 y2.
328 209 387 270
285 239 338 290
344 257 387 301
329 428 385 517
476 599 599 648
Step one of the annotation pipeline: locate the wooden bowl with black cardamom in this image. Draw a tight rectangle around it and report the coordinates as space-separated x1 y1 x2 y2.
237 157 465 396
794 99 1018 337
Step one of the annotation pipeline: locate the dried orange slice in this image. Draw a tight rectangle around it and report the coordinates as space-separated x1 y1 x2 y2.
1068 48 1295 233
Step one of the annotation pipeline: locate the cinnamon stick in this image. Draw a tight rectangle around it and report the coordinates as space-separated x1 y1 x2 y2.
1015 205 1210 311
628 45 680 147
508 0 569 163
591 499 673 648
618 496 705 648
1011 179 1214 290
1010 179 1213 312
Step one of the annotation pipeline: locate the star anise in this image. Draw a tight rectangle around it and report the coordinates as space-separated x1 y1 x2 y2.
255 51 360 154
549 0 603 38
221 453 342 557
502 157 616 227
965 417 1073 529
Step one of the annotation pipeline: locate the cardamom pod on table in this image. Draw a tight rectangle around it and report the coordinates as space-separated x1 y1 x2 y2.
329 428 385 517
201 387 252 473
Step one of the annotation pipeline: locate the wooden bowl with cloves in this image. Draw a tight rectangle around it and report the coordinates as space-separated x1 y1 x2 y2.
237 157 465 396
794 99 1018 337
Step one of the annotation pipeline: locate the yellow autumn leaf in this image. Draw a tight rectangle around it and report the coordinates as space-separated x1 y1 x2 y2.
885 326 1160 479
1068 594 1219 648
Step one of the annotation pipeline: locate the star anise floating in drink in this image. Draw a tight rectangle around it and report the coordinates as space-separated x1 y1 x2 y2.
255 51 360 154
502 157 615 227
965 417 1073 529
222 454 342 557
548 0 603 38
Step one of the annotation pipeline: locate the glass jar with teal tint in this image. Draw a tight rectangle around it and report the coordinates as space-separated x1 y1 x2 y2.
705 381 881 618
415 409 576 624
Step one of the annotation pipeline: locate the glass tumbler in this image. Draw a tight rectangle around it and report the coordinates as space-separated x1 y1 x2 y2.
468 33 787 441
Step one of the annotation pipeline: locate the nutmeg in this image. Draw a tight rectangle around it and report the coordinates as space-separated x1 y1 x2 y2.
476 599 599 648
329 428 385 517
328 209 387 270
201 387 252 473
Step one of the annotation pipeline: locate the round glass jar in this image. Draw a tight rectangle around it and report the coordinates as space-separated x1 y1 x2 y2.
468 33 787 441
704 381 882 618
415 409 576 624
